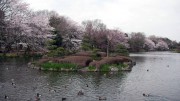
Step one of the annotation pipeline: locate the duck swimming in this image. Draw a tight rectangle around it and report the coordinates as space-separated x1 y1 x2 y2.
77 90 84 95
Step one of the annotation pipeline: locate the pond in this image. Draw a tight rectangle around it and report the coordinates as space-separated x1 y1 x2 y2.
0 52 180 101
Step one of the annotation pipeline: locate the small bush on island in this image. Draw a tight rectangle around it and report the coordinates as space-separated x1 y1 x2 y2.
47 47 69 57
92 48 102 60
115 44 129 56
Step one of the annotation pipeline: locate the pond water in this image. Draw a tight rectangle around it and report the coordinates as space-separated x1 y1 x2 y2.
0 52 180 101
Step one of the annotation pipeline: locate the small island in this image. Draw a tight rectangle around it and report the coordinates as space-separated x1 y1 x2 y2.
28 51 135 72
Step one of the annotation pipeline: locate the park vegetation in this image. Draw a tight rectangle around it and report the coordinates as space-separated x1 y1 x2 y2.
1 0 180 71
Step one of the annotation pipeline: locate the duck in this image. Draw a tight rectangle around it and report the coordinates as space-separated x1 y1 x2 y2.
98 96 107 100
36 93 41 101
77 90 84 95
143 93 149 97
62 97 66 101
49 89 56 93
12 82 16 86
4 95 8 99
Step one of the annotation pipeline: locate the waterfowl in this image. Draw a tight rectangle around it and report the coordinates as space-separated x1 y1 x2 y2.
11 82 16 88
77 90 84 95
98 96 107 100
4 95 8 99
49 89 56 93
12 82 15 86
36 93 41 101
143 93 149 97
62 97 66 101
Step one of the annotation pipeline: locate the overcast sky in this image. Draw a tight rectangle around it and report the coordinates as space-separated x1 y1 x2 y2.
24 0 180 41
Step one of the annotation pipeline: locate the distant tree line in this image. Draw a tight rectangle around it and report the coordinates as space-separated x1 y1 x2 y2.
0 0 180 56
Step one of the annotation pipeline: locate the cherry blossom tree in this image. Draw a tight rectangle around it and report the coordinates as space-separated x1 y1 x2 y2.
0 0 54 53
0 0 30 53
143 38 155 51
82 19 129 54
49 15 82 52
155 40 169 51
107 29 129 50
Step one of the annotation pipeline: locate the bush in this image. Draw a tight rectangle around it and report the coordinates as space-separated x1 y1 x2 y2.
115 44 129 56
92 49 102 60
47 47 67 57
47 45 57 50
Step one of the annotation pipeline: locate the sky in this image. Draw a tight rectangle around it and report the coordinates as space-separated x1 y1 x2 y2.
24 0 180 41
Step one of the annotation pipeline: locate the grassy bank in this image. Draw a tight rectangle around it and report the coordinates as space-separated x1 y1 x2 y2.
40 62 78 71
87 63 128 72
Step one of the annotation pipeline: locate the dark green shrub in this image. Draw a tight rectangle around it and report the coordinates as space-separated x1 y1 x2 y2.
47 47 67 57
115 44 129 56
92 49 101 60
47 45 57 50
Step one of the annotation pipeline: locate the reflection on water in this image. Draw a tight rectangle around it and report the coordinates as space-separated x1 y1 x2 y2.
0 52 180 101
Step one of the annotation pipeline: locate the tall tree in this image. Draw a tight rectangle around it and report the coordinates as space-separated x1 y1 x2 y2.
0 0 54 53
155 40 169 51
81 19 107 51
143 38 155 51
129 32 145 52
49 15 82 52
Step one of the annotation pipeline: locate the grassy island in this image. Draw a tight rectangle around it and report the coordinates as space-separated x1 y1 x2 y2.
29 51 135 72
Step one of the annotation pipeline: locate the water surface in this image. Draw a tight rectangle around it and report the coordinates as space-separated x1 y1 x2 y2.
0 52 180 101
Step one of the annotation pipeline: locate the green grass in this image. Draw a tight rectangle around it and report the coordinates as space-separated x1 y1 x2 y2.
99 63 128 72
40 62 78 71
88 66 96 71
100 64 110 72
